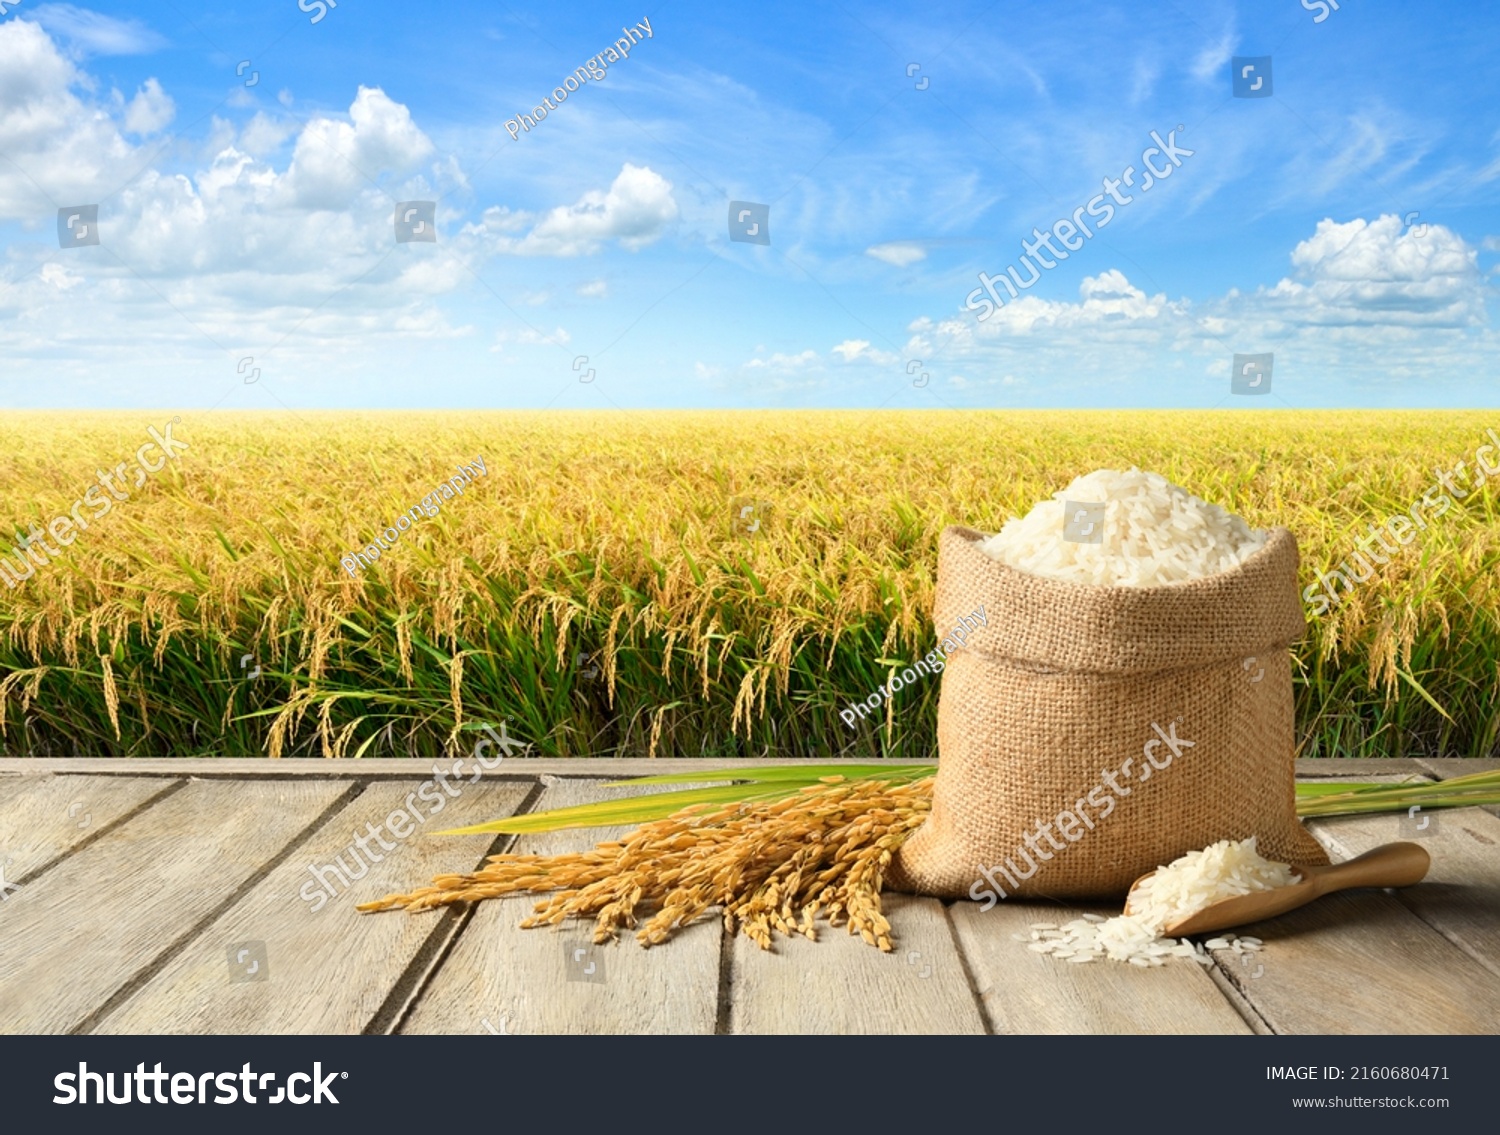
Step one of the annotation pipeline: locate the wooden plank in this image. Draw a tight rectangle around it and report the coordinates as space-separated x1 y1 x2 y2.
0 757 939 778
1213 771 1498 1033
1416 758 1500 820
949 900 1253 1035
1416 758 1500 779
399 780 724 1035
0 778 349 1034
0 774 177 883
1209 886 1500 1033
92 780 533 1035
730 893 986 1034
1295 758 1427 780
1308 807 1500 981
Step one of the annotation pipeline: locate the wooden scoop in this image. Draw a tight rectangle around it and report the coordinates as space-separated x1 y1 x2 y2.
1124 842 1431 938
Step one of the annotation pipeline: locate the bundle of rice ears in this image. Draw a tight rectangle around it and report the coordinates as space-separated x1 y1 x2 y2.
359 775 934 952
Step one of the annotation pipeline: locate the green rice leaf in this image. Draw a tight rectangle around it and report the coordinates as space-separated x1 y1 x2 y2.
600 763 933 788
438 764 933 835
1395 668 1454 723
440 762 1500 838
433 782 806 836
1293 770 1500 817
1292 781 1390 796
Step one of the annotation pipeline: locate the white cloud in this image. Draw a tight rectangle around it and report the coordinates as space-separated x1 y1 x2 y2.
1191 29 1236 83
947 373 1019 390
577 278 609 298
959 269 1189 338
830 339 900 365
915 214 1494 398
0 19 136 212
0 29 476 360
123 77 174 136
27 4 168 57
866 241 926 267
476 205 528 235
279 86 435 210
475 164 678 256
1130 58 1159 106
238 112 298 157
1295 115 1423 199
39 262 83 290
491 326 570 349
744 349 818 370
694 361 721 379
943 218 1482 348
1268 214 1483 327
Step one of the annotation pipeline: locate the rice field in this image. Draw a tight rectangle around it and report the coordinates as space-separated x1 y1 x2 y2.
0 409 1496 760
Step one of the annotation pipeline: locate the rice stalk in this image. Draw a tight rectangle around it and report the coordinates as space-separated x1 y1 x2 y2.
357 775 934 952
1292 768 1500 817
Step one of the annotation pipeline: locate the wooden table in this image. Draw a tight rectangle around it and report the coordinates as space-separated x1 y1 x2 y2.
1 757 1495 1035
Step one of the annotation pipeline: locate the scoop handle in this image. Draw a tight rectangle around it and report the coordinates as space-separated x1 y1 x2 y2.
1312 841 1431 895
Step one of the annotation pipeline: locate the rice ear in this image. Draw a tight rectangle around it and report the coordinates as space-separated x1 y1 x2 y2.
359 776 933 953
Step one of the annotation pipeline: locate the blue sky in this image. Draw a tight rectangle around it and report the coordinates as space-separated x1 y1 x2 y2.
0 0 1496 409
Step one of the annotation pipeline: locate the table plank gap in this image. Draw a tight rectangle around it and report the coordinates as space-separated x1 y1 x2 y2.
0 778 354 1033
371 780 548 1036
1204 816 1500 1035
942 899 998 1034
0 758 932 778
1205 964 1275 1034
95 779 536 1035
0 775 185 889
729 894 986 1035
0 759 1494 1036
1309 807 1500 981
73 781 367 1035
400 780 725 1035
1414 758 1500 820
950 901 1253 1035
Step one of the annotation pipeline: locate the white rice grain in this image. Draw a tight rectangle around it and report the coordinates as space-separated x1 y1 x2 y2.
1020 837 1293 969
979 468 1266 587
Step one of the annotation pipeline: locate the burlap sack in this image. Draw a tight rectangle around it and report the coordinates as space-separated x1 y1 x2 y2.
887 524 1328 901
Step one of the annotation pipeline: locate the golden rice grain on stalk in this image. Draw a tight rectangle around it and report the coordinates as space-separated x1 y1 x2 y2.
1 411 1497 760
357 775 935 952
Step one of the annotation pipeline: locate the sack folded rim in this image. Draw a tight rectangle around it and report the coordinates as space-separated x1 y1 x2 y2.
935 524 1306 673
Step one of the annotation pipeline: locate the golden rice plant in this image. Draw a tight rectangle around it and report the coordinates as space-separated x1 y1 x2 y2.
0 409 1496 759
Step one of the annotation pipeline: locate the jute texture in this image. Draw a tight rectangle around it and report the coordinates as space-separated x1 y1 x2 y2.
887 524 1329 900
